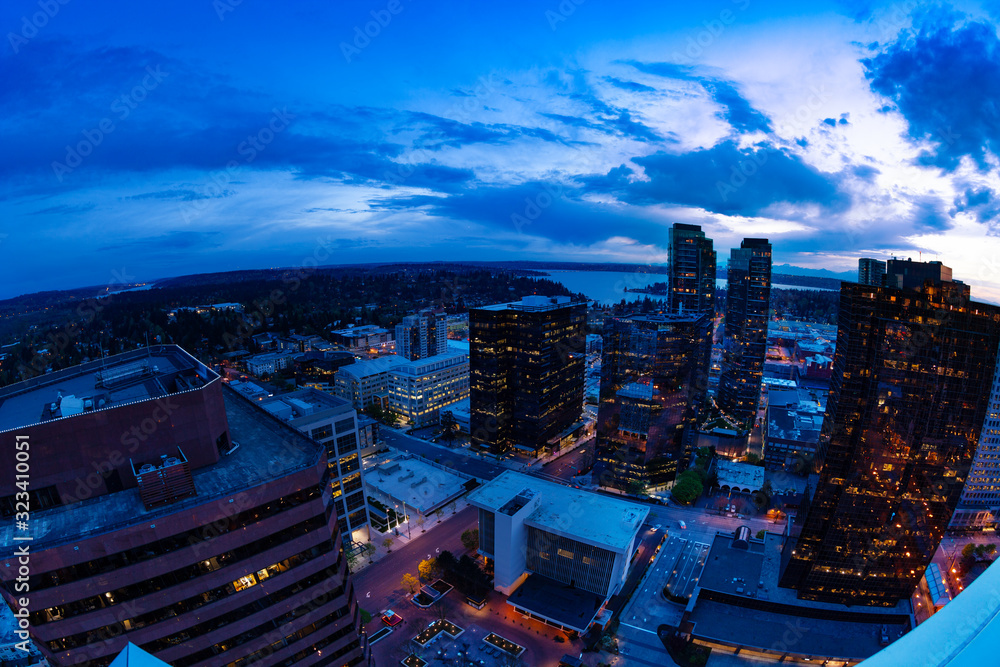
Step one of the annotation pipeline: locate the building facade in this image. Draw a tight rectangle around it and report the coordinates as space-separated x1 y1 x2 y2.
469 296 585 455
857 258 886 287
0 346 369 667
668 223 716 315
333 355 406 410
245 352 295 377
595 313 712 490
394 310 448 361
779 276 1000 606
950 338 1000 533
260 389 370 538
388 351 469 427
718 238 772 429
327 326 393 353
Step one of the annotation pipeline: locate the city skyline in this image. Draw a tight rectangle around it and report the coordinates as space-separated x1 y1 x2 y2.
3 1 1000 301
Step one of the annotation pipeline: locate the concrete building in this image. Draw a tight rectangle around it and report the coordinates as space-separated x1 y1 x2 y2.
858 257 887 286
328 325 393 353
260 388 370 538
715 459 765 494
356 414 382 458
763 384 825 471
244 351 294 377
388 350 469 427
395 310 448 361
333 355 406 410
467 472 649 632
364 455 472 534
0 346 370 667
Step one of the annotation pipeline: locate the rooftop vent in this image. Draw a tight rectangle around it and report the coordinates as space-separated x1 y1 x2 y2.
131 448 196 510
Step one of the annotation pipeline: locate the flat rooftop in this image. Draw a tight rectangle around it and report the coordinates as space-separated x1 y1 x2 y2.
467 471 648 552
260 387 353 425
365 454 471 514
715 460 765 490
475 295 583 312
507 574 603 633
337 355 406 380
0 385 323 552
0 345 216 433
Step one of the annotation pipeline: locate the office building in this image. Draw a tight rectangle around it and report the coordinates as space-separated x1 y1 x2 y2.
594 313 712 490
327 325 393 353
668 223 716 315
469 296 585 456
0 346 370 667
779 272 1000 606
260 388 370 538
395 310 448 361
388 350 469 427
333 355 406 410
858 258 886 286
718 238 772 429
950 338 1000 533
245 351 295 377
467 472 648 632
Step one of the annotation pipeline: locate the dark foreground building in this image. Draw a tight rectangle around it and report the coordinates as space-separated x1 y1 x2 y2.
469 295 585 455
718 238 772 429
779 273 1000 606
0 346 369 667
595 313 712 489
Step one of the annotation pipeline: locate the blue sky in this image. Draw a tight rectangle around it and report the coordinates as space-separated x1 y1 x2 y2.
2 0 1000 300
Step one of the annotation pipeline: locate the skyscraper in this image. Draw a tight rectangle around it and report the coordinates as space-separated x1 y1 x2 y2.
0 346 370 667
779 272 1000 606
668 223 716 315
595 313 712 490
857 258 886 286
469 295 585 455
394 309 448 361
717 238 772 428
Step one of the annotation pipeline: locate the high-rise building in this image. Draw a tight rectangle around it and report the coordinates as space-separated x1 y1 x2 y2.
950 338 1000 533
668 223 716 315
469 295 585 455
858 258 886 286
717 238 772 428
779 274 1000 606
388 350 470 427
595 313 712 490
0 346 370 667
394 310 448 361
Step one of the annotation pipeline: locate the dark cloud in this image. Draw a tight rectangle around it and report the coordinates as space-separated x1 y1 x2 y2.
823 118 838 127
910 195 952 232
602 76 657 93
29 203 95 215
851 164 880 181
863 10 1000 171
586 141 847 216
951 186 1000 225
122 189 226 201
97 231 222 252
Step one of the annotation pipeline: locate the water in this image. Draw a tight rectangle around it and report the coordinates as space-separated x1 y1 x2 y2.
537 270 836 304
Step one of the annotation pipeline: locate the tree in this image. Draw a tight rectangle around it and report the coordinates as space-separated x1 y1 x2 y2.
671 471 703 505
962 543 977 559
625 480 647 497
461 528 479 551
755 529 766 539
382 536 394 553
364 543 377 563
745 453 764 466
418 557 440 581
417 514 426 532
440 411 458 442
401 573 420 595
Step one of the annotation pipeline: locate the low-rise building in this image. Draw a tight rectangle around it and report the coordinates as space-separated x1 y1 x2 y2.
244 351 294 376
467 471 649 633
388 351 469 427
328 325 394 353
715 459 765 494
333 355 406 410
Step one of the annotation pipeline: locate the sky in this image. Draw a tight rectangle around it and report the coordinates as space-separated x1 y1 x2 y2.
2 0 1000 300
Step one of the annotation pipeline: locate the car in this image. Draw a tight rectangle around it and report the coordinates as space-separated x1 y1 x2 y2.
380 610 404 627
679 520 687 529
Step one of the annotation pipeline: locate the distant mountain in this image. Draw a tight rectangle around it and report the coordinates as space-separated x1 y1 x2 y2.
716 263 855 281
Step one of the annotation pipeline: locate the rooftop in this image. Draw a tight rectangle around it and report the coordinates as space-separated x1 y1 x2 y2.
475 295 583 312
259 387 353 427
466 471 648 552
507 574 603 633
0 345 216 433
336 354 406 380
0 385 323 552
716 460 765 490
389 350 468 375
365 454 472 514
329 324 390 336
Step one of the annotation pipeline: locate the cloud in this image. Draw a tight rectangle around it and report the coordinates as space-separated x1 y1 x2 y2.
863 10 1000 171
952 186 1000 226
586 141 847 216
97 231 222 252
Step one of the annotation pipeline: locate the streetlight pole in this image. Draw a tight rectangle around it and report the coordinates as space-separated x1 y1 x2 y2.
401 500 411 539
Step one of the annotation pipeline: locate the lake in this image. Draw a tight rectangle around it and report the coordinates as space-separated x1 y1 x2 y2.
537 269 835 304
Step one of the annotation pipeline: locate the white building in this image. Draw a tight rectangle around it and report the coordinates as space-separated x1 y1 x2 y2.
388 351 469 427
328 324 394 353
467 471 649 632
951 341 1000 532
245 351 294 376
260 388 370 538
333 354 406 410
